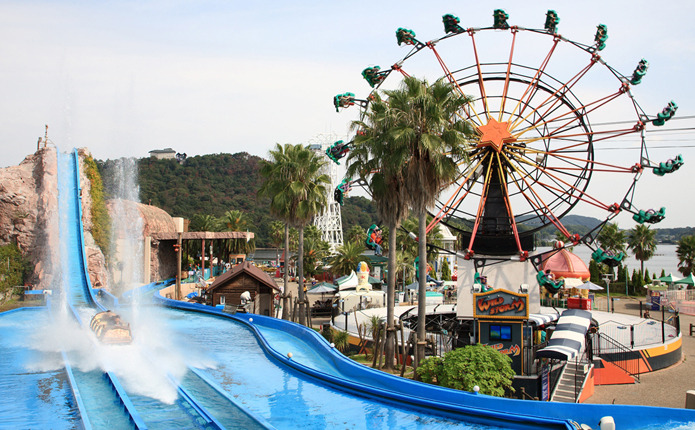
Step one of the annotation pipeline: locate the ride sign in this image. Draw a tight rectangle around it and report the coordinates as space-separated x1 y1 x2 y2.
473 289 529 320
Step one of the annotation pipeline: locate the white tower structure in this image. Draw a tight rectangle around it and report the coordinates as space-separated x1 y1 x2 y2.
308 142 344 253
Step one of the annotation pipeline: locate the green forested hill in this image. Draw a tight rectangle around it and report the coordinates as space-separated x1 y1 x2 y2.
97 152 692 248
97 153 378 247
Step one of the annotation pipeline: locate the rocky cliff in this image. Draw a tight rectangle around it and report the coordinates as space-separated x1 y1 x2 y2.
1 147 177 293
0 147 57 289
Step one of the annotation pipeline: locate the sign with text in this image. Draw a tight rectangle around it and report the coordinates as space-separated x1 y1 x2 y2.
473 289 529 319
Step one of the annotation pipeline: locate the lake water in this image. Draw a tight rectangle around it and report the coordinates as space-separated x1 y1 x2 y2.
538 244 681 277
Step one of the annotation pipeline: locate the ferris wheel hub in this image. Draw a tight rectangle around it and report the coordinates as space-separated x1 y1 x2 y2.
476 118 516 153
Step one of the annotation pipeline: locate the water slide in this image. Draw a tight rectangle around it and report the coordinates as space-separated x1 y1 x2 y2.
54 149 268 430
8 148 692 429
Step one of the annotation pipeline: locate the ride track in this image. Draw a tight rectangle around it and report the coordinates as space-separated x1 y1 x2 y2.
334 10 684 272
54 149 267 430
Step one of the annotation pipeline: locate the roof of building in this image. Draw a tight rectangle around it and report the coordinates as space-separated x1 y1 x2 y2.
541 248 590 280
148 148 176 154
151 231 254 240
206 261 280 292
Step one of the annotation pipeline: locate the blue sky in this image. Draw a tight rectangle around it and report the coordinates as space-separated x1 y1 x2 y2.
0 1 693 228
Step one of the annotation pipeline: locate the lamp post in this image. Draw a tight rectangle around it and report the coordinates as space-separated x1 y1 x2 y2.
174 217 184 301
602 273 614 312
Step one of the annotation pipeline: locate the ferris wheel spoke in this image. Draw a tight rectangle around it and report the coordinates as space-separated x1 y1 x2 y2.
507 36 561 123
428 154 489 233
529 148 637 173
498 29 519 123
509 157 575 211
513 88 623 141
506 151 615 211
428 44 485 126
510 59 597 132
465 155 496 252
516 125 640 149
505 163 572 237
468 31 491 119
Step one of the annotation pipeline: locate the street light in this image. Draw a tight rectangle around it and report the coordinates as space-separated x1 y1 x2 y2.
174 217 184 301
601 273 614 312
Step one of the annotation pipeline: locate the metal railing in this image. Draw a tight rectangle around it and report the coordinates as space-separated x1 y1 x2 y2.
591 331 641 381
572 351 591 402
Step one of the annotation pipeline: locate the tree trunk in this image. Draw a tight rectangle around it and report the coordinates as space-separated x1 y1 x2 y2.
298 226 306 326
416 209 428 367
383 220 398 371
282 223 290 320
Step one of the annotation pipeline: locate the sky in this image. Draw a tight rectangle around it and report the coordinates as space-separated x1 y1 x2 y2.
0 0 693 228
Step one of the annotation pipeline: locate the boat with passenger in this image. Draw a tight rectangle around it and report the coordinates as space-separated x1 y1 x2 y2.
89 311 132 344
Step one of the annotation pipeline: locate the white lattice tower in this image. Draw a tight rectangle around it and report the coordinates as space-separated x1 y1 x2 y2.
307 139 344 254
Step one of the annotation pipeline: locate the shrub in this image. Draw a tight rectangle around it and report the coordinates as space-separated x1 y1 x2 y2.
0 244 31 302
417 344 515 397
83 155 111 257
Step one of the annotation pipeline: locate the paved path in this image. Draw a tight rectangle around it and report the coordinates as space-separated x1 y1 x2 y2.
584 297 695 409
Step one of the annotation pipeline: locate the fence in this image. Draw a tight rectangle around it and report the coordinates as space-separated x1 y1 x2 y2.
591 331 641 380
597 306 680 353
652 289 695 316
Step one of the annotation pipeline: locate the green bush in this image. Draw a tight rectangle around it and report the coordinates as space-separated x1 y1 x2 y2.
417 344 515 397
0 244 31 301
321 327 350 353
83 155 111 257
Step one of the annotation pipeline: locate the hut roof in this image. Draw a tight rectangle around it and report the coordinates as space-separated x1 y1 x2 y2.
206 261 279 292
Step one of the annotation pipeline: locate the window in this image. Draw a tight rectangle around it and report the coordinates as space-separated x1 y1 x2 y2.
489 324 512 341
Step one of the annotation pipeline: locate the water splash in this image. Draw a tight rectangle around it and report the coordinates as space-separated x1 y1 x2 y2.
103 157 144 299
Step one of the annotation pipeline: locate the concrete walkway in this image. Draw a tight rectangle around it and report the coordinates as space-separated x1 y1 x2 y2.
584 297 695 409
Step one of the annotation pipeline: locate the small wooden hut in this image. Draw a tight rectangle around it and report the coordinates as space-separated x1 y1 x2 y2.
205 261 280 316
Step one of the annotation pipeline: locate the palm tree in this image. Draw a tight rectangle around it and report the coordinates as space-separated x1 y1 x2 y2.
258 144 296 320
222 209 255 255
329 240 366 276
346 225 367 245
269 220 284 269
189 214 220 232
259 143 329 325
395 250 415 291
627 224 657 277
303 235 330 276
597 223 626 254
347 91 410 371
397 216 443 263
676 235 695 276
386 76 474 365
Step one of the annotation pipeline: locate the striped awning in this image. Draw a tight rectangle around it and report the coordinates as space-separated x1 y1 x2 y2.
536 309 591 361
529 311 561 326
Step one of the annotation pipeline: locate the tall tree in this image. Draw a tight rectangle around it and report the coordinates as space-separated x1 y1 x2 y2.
189 214 220 232
627 224 657 277
597 222 626 254
386 76 474 366
258 144 296 320
346 224 368 245
329 240 366 277
222 209 255 255
259 143 329 325
347 91 410 371
269 220 284 268
676 234 695 276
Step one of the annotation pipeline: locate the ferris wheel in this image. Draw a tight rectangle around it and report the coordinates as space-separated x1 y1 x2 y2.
334 9 682 272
